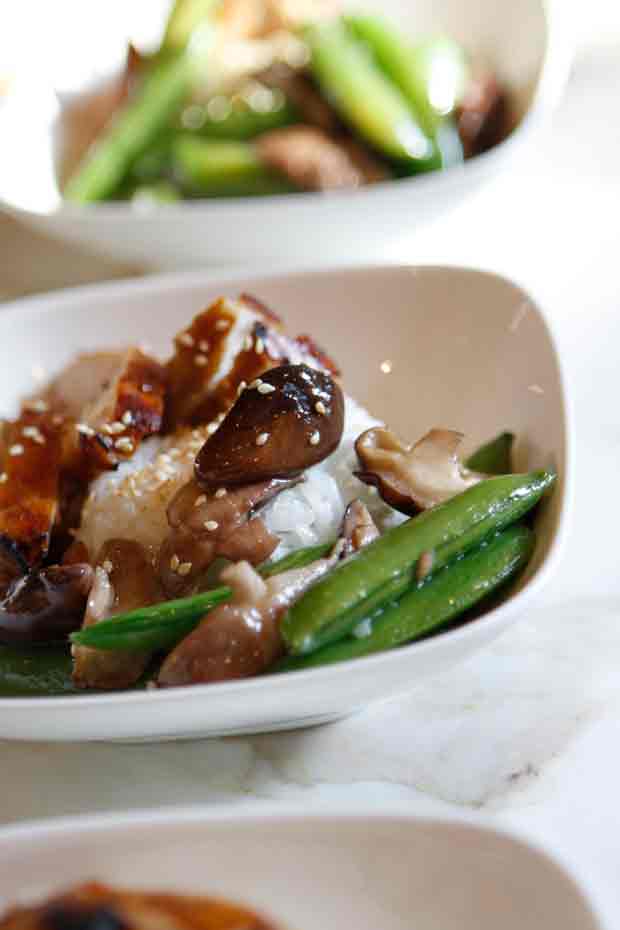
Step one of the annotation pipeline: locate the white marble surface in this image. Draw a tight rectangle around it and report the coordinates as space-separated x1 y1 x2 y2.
1 46 620 927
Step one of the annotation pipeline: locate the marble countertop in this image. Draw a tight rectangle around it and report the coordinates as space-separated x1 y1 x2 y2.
1 46 619 928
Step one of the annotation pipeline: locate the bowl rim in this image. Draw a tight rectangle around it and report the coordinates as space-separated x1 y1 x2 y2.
0 0 574 219
0 262 574 710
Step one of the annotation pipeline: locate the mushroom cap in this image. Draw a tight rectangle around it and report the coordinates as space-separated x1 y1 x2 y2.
0 563 93 645
195 363 344 487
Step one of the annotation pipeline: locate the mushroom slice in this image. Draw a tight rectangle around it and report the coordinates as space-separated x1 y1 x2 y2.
158 478 294 597
0 563 93 646
457 72 509 158
195 363 344 487
255 125 368 191
158 543 344 687
72 539 160 690
355 427 485 515
341 499 380 556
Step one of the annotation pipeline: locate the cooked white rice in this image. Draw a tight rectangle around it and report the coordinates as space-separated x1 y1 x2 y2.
77 395 405 562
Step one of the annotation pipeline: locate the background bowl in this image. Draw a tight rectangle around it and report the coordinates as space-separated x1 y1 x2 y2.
0 0 572 268
0 264 570 741
0 807 603 930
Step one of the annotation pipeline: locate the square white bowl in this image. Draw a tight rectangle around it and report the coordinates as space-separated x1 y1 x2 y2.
0 807 602 930
0 264 570 741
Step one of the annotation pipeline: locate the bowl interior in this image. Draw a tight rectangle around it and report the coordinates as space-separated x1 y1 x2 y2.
0 0 548 213
0 813 601 930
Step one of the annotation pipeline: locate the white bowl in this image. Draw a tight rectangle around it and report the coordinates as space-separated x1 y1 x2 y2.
0 264 570 741
0 806 603 930
0 0 572 269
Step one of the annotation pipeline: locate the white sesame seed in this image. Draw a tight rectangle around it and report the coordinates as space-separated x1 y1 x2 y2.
170 554 180 571
177 561 193 576
9 444 24 456
102 560 114 574
237 380 247 396
109 421 125 434
114 437 134 453
215 488 227 498
315 401 327 415
194 354 208 367
121 411 133 426
198 339 209 352
22 426 45 444
256 432 270 446
243 335 253 351
194 494 207 507
309 430 321 446
76 422 95 437
207 422 219 435
204 520 219 531
216 319 230 331
0 473 7 484
27 399 48 413
249 378 263 389
178 332 194 347
142 383 153 393
258 382 275 394
255 337 265 354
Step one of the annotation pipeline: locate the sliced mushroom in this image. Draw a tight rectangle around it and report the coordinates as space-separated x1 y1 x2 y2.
0 563 93 646
72 539 160 690
195 363 344 487
157 478 294 597
341 499 380 556
457 72 510 158
255 125 368 191
355 427 485 515
158 543 343 687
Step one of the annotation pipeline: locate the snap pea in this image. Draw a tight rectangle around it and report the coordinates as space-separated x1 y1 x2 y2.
346 19 469 137
466 432 515 475
172 136 296 196
184 97 298 140
0 646 78 697
162 0 220 52
281 470 555 655
70 542 333 653
131 181 182 204
64 53 194 204
277 524 533 672
306 20 439 170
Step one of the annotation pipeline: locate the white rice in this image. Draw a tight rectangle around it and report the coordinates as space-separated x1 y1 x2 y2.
77 395 406 562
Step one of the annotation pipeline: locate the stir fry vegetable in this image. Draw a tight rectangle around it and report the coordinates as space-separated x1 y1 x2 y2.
465 431 514 474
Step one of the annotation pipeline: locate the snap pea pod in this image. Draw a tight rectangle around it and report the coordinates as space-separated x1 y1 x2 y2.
186 98 298 140
162 0 220 52
346 18 469 137
277 524 533 672
0 646 78 697
64 53 194 203
70 542 333 653
466 432 515 474
172 136 296 196
306 20 439 170
281 470 554 655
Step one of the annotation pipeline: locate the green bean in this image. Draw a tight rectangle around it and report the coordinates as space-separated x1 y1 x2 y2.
466 432 515 474
162 0 221 52
131 181 182 204
347 17 468 136
0 646 78 696
306 20 439 170
64 53 193 203
70 542 333 653
277 524 533 672
281 470 555 655
184 97 298 140
172 136 296 196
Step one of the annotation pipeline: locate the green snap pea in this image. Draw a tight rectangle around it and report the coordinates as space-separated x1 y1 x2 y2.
306 20 439 170
466 432 515 474
281 470 555 655
172 136 296 196
70 542 333 653
277 524 533 672
185 97 298 140
0 646 78 697
162 0 221 52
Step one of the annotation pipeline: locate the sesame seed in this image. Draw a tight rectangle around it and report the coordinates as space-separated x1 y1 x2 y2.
9 444 24 456
27 399 48 413
114 437 134 453
177 561 193 576
243 335 253 351
237 380 247 396
0 473 7 484
102 560 114 574
315 401 327 415
109 421 125 434
255 337 265 354
194 354 208 367
142 384 153 393
121 411 133 426
204 520 219 531
249 378 263 389
309 430 321 446
194 494 207 507
258 382 275 394
170 554 180 571
22 426 45 445
256 432 270 446
207 421 219 435
215 488 227 498
216 319 229 331
198 339 209 352
178 332 194 347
